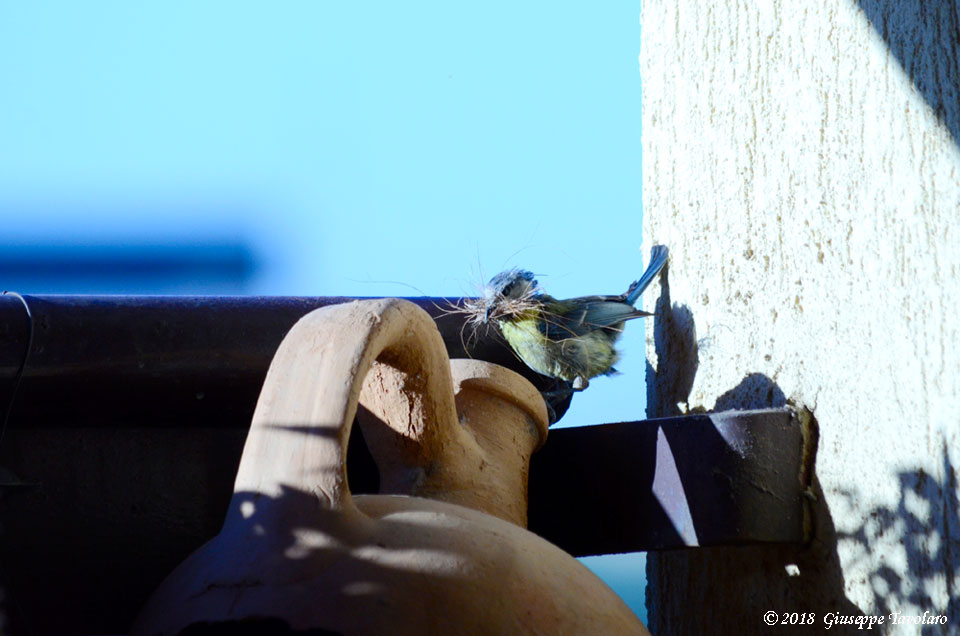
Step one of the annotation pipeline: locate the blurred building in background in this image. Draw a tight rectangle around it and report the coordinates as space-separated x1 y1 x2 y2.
0 242 257 294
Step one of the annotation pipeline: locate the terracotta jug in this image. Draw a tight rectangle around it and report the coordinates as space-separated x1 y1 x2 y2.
132 298 648 635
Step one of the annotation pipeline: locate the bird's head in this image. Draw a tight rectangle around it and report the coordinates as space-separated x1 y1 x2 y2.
481 268 539 323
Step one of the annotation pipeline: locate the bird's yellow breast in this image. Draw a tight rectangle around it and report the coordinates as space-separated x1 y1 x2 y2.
497 312 618 382
499 314 556 377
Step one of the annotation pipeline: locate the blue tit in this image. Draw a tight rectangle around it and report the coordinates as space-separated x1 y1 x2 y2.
481 245 668 392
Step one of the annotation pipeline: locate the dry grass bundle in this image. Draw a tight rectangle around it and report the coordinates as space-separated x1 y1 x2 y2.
434 280 543 352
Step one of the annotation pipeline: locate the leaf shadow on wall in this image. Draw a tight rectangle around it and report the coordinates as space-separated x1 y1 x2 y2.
834 450 960 628
856 0 960 147
644 263 868 635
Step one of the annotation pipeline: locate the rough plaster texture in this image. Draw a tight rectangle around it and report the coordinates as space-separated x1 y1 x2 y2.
640 0 960 633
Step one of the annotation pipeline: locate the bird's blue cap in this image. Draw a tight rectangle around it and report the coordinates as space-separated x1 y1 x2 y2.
487 268 537 296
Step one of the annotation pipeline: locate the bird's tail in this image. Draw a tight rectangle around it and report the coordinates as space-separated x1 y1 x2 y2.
625 244 669 305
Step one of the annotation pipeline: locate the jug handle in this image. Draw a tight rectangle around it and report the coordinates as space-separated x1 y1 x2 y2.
232 298 460 516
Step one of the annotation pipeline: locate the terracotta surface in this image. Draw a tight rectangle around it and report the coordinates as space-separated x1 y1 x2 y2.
132 298 648 635
358 357 547 527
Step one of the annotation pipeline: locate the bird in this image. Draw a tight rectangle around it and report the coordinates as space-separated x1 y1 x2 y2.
478 245 668 393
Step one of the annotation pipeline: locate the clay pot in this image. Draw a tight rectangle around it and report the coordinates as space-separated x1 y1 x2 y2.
132 298 648 635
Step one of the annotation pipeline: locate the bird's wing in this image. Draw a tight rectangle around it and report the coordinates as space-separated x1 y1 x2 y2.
540 298 650 339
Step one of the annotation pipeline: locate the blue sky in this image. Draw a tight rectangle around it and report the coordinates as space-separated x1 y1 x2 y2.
1 0 648 621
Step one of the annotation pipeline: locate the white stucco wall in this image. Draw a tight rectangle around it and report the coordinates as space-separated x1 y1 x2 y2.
641 0 960 633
